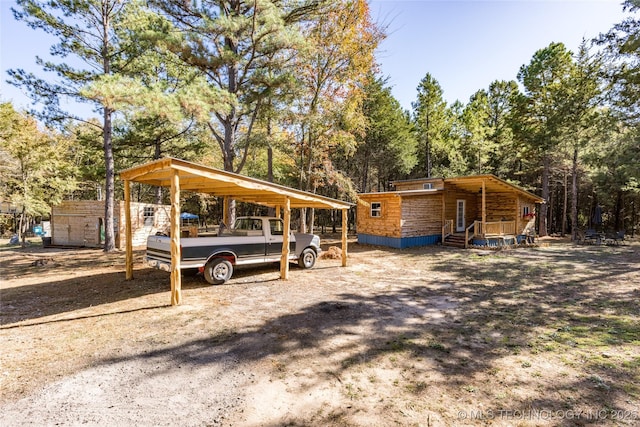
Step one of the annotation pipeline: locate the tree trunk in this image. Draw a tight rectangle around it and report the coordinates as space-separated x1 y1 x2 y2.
571 148 578 241
19 207 26 248
267 112 273 183
101 6 115 253
425 115 431 177
361 149 369 192
155 138 162 205
615 191 623 231
539 155 550 237
309 184 317 234
300 207 307 233
549 180 555 235
266 118 276 217
562 170 567 237
332 209 336 233
223 32 239 226
103 106 116 252
631 200 636 237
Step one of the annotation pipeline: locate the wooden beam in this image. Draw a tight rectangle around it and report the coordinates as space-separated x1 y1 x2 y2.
124 180 133 280
280 197 291 280
170 169 182 306
481 179 486 234
441 191 446 242
223 196 229 227
516 196 521 236
275 205 281 218
342 208 348 267
119 157 172 181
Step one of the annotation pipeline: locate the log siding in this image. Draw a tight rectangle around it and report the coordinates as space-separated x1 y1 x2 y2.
357 174 544 249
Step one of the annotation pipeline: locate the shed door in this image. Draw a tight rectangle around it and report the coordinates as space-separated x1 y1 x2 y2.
456 199 466 232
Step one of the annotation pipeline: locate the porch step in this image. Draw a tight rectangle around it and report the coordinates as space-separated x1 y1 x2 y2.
443 234 468 248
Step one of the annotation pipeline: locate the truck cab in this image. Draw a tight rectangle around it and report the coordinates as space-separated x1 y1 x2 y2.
146 217 321 285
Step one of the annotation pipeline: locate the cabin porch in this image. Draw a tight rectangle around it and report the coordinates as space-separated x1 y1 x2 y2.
442 219 535 249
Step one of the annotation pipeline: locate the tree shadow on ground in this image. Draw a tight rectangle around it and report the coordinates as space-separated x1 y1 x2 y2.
1 258 336 325
96 243 639 424
0 268 211 325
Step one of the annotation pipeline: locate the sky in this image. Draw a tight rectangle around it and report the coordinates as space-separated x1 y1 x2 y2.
371 0 627 109
0 0 630 116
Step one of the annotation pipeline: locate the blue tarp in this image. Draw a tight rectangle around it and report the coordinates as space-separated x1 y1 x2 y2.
180 212 199 220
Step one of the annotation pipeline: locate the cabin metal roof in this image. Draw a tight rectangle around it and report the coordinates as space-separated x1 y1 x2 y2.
390 174 544 203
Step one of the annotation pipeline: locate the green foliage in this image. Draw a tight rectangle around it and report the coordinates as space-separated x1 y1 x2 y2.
9 0 152 251
597 0 640 122
291 0 382 202
0 103 77 217
460 81 522 179
5 0 640 236
516 42 576 154
350 75 417 192
411 73 453 177
151 0 316 174
9 0 145 123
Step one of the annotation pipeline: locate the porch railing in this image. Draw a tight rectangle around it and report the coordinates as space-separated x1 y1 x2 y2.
483 220 516 236
442 219 453 242
456 220 518 248
465 222 476 249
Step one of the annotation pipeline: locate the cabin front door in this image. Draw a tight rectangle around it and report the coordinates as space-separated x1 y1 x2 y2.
456 199 466 232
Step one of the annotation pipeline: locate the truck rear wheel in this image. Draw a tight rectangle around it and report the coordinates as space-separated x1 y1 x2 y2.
298 248 317 269
204 258 233 285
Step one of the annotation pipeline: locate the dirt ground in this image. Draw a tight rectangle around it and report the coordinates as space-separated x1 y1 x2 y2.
1 235 639 426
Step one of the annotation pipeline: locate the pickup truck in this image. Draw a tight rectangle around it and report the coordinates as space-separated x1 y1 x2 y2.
146 216 322 285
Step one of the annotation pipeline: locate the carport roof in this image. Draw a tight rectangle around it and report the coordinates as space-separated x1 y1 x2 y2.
119 157 353 210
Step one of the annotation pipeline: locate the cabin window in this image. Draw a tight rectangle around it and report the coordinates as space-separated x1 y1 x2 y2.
423 183 433 190
371 202 382 217
523 206 530 216
143 207 155 226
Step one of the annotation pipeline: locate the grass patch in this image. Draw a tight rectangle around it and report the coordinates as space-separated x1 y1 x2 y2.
549 318 640 348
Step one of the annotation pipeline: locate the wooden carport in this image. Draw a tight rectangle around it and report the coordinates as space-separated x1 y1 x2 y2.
119 157 353 306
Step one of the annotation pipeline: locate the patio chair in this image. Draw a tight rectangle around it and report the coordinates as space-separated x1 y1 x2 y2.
583 229 598 244
612 230 625 245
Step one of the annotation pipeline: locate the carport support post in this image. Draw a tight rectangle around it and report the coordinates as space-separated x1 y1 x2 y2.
280 197 291 280
170 169 182 306
222 196 229 227
341 208 348 267
481 179 486 230
124 180 133 280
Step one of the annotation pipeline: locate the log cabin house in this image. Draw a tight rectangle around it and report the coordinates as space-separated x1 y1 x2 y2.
357 175 545 249
51 200 171 249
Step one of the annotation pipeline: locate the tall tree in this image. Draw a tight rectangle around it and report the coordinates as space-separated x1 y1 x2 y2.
484 80 521 178
291 0 381 230
152 0 319 223
351 75 416 192
597 0 640 122
460 91 490 175
515 42 576 236
562 41 603 240
0 103 77 246
9 0 142 251
411 73 451 178
596 0 640 234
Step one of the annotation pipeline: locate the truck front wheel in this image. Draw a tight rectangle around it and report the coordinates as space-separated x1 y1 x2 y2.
298 248 317 269
204 258 233 285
